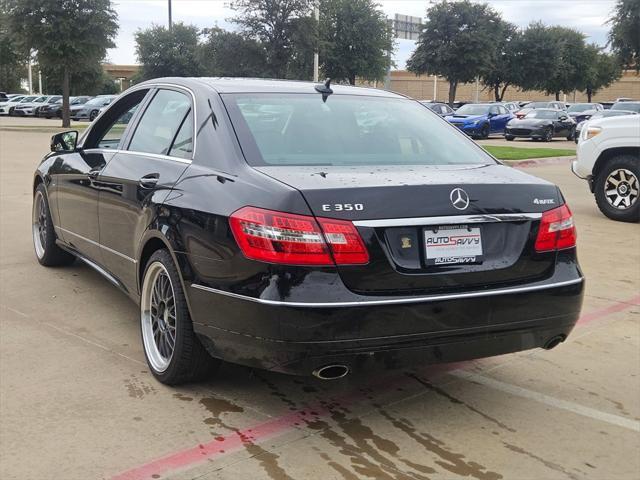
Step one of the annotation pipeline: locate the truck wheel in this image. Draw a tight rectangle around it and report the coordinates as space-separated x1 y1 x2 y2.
594 155 639 222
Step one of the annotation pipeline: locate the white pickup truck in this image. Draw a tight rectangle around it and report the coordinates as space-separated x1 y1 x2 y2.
573 115 640 222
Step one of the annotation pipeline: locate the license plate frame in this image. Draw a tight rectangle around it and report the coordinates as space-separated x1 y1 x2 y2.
424 225 483 266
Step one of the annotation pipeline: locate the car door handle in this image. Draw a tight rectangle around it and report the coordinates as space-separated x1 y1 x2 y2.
139 173 159 189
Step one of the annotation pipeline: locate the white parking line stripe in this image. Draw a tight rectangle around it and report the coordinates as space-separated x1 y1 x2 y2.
452 370 640 432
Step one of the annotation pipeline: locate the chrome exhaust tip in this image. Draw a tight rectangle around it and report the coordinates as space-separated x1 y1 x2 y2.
312 364 350 380
543 335 566 350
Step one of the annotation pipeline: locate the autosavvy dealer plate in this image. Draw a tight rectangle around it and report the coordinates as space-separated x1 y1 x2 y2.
424 225 483 265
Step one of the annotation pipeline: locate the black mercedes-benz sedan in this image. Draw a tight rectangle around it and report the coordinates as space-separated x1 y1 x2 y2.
32 78 584 385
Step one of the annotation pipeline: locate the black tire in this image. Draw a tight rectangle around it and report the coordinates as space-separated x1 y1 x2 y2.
480 123 490 139
543 127 553 142
505 135 515 141
89 109 99 121
594 155 640 223
140 249 220 385
32 184 75 267
566 127 575 141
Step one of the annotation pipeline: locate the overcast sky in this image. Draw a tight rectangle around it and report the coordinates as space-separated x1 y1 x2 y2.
107 0 616 69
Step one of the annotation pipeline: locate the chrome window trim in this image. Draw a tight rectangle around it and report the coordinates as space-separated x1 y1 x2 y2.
81 82 197 161
126 83 197 161
191 277 583 308
55 226 137 263
82 148 192 165
353 213 542 228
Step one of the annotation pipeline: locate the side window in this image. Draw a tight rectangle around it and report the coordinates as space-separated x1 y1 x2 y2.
489 106 499 115
98 104 141 149
92 90 148 149
128 89 192 156
169 110 193 159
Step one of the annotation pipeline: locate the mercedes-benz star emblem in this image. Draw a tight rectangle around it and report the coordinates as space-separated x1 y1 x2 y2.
450 188 470 210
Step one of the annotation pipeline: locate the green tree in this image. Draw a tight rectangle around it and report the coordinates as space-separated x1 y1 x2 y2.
318 0 393 85
480 21 519 101
540 26 589 100
407 0 503 105
41 63 118 95
510 23 559 94
608 0 640 72
0 9 25 92
287 16 317 80
199 27 267 77
581 45 622 101
231 0 312 78
135 23 203 81
5 0 118 127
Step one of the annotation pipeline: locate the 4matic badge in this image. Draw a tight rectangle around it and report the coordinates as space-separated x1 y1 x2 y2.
533 198 555 205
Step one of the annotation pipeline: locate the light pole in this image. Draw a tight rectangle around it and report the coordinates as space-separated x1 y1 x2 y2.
27 53 33 94
313 3 319 82
168 0 172 31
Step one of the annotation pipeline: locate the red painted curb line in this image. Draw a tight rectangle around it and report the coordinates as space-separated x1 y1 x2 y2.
112 295 639 480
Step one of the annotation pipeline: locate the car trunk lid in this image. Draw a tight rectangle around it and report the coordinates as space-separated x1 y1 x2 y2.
253 164 561 295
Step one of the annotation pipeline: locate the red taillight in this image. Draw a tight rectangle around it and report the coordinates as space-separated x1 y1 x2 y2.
534 204 577 252
229 206 369 266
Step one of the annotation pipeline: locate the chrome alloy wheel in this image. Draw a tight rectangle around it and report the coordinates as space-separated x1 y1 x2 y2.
604 168 639 210
32 190 47 259
141 262 177 372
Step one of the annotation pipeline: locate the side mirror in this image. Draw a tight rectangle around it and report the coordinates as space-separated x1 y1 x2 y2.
559 115 568 121
50 130 78 152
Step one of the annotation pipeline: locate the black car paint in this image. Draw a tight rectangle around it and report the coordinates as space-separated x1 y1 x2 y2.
505 110 575 139
34 78 584 376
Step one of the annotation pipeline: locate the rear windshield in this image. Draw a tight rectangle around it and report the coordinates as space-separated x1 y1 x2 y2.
611 102 640 112
568 104 595 112
525 110 557 119
528 102 551 108
455 104 490 115
224 94 494 167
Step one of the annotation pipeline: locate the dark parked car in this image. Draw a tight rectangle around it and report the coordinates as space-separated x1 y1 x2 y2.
505 109 576 141
515 101 567 119
420 101 454 117
445 103 513 138
70 95 116 121
32 78 584 385
567 103 603 124
574 110 638 143
38 96 92 118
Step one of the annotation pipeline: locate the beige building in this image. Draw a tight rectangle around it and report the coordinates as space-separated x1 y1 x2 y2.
103 64 140 91
385 69 640 103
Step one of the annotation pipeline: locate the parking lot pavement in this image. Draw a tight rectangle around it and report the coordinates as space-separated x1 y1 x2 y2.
1 125 638 480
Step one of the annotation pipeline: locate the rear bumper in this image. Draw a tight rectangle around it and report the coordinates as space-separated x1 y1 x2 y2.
190 271 585 376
